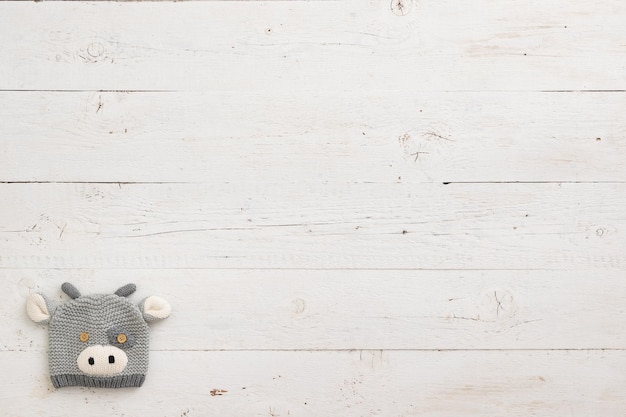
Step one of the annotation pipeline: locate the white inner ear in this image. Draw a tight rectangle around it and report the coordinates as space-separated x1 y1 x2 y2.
26 293 50 323
143 296 171 320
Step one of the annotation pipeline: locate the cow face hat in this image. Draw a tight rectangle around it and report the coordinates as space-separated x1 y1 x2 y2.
26 283 171 388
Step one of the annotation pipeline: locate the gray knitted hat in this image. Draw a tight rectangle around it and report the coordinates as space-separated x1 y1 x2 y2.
26 283 171 389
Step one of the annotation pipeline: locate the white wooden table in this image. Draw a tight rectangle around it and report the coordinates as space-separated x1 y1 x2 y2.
1 1 625 415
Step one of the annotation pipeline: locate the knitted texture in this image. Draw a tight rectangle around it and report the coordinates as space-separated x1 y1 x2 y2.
26 283 170 389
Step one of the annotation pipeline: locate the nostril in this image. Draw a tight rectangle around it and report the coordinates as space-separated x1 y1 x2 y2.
88 357 95 366
108 355 115 364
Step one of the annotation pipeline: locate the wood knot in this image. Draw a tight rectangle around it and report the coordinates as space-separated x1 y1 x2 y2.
391 0 413 16
87 42 105 58
477 289 519 322
291 298 306 314
78 41 109 63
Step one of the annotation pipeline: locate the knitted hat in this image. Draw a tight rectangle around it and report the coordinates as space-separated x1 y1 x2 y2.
26 283 171 388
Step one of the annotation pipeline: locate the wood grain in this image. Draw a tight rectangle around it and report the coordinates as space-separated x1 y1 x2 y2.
1 1 625 91
4 270 626 351
1 91 624 183
0 182 623 269
2 350 624 417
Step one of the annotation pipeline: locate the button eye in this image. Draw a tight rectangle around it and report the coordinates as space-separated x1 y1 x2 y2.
107 327 135 349
79 332 89 342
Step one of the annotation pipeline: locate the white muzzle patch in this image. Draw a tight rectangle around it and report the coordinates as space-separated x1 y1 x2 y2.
77 345 128 376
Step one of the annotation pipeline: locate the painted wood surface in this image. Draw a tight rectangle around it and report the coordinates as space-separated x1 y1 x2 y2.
5 271 626 351
0 183 623 269
2 350 625 417
1 91 624 183
1 1 626 91
0 0 624 415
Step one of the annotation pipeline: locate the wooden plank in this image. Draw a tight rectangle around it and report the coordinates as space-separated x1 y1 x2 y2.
1 91 624 183
1 1 625 91
2 350 624 416
0 182 623 269
5 269 626 351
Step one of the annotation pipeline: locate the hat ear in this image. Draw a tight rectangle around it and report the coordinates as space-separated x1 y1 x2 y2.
139 296 171 323
114 283 136 298
26 293 53 324
61 282 81 299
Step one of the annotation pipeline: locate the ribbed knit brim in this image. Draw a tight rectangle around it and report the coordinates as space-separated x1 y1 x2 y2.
51 374 145 388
